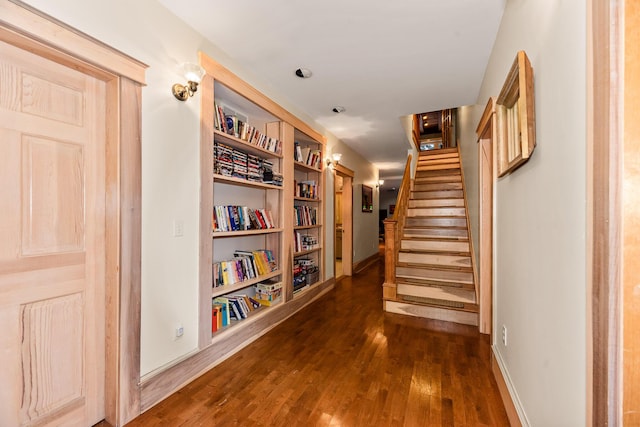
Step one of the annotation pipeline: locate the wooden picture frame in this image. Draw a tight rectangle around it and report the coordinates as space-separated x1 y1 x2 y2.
496 50 536 177
362 185 373 212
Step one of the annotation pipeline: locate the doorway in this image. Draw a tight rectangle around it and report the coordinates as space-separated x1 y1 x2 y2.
477 98 495 336
334 165 354 279
0 3 146 426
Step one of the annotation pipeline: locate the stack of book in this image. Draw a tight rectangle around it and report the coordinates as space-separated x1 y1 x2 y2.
293 258 318 293
294 232 318 252
212 205 275 232
294 205 317 226
262 160 283 186
253 280 282 306
294 142 322 169
212 294 261 330
294 180 317 199
213 249 278 287
214 102 282 155
231 149 248 180
214 142 234 177
247 154 262 182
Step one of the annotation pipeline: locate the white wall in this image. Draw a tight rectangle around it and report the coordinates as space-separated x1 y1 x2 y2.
458 0 587 425
22 0 380 376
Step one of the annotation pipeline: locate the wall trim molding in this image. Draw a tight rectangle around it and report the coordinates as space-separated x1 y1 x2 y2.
491 347 528 427
353 252 381 274
140 278 335 412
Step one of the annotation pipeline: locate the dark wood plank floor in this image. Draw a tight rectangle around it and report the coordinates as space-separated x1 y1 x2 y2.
124 256 509 426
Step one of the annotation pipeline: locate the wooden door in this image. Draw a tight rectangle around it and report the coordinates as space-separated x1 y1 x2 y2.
335 166 354 277
0 38 106 426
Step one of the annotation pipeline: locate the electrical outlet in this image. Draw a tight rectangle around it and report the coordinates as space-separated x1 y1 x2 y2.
173 220 184 237
501 325 508 346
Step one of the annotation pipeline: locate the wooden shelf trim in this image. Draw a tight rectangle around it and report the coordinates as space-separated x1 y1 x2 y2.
294 224 322 230
294 160 322 173
213 174 283 190
212 228 284 238
292 280 323 297
212 270 282 298
294 247 323 257
214 129 283 159
294 196 321 202
211 303 281 340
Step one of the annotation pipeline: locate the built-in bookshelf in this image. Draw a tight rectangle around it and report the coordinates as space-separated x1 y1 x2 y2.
208 80 285 339
142 51 332 412
292 130 324 295
197 52 327 348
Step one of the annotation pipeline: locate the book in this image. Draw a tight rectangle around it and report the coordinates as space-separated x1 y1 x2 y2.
212 298 230 326
211 305 219 333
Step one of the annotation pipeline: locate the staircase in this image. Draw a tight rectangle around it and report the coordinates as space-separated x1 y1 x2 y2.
383 148 478 326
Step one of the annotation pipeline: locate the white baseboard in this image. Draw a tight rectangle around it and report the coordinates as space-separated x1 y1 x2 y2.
492 346 531 426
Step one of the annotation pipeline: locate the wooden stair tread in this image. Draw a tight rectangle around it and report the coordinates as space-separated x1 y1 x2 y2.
395 296 479 313
396 267 474 286
384 300 478 326
411 191 464 200
396 276 475 289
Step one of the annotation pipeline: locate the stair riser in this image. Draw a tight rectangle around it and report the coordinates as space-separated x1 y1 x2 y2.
396 266 474 284
396 283 476 304
401 240 469 253
417 152 459 161
417 158 460 167
408 199 464 208
411 190 464 200
407 207 466 217
416 163 460 172
398 252 471 268
384 301 478 326
414 176 461 184
405 217 467 227
403 228 469 239
413 182 462 192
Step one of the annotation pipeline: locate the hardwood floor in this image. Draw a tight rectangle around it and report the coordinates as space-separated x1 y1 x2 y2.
124 256 509 426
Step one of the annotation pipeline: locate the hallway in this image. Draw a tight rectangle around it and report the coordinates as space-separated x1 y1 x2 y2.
125 258 509 426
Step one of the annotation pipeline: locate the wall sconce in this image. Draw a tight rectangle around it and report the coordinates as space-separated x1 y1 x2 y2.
376 179 384 188
326 152 342 170
172 63 206 101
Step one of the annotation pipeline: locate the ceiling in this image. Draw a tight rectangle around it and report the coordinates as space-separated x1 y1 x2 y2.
159 0 505 188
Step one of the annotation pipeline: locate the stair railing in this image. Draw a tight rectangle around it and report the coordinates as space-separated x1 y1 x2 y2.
382 154 413 302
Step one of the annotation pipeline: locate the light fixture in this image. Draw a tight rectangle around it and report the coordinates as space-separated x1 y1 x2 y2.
172 63 206 101
332 106 346 114
326 152 342 169
377 179 384 188
295 68 312 78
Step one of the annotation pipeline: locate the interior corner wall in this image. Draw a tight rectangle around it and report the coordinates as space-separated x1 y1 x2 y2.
469 0 587 425
21 0 380 377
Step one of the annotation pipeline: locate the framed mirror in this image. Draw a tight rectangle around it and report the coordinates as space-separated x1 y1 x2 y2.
496 50 536 176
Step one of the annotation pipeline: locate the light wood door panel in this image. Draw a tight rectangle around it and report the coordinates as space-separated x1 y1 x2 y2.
0 39 106 426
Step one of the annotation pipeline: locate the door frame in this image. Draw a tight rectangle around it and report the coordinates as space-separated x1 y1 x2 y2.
0 2 146 425
334 164 354 278
476 97 495 336
588 0 639 424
